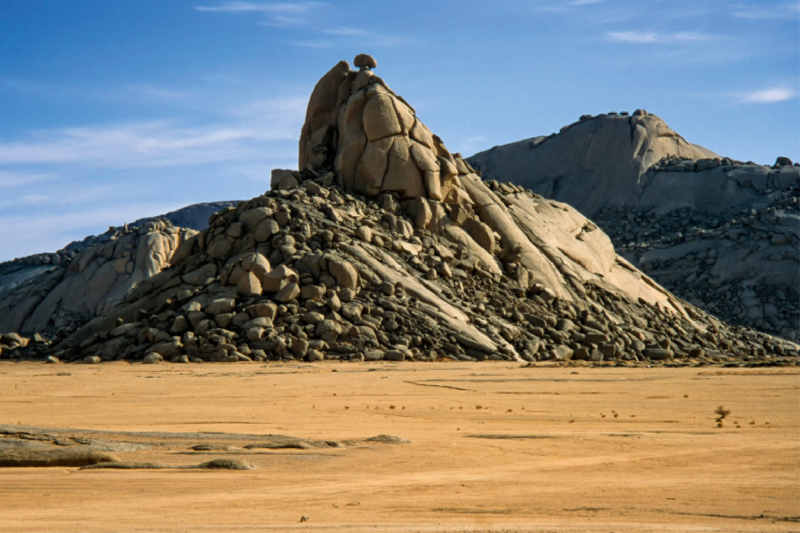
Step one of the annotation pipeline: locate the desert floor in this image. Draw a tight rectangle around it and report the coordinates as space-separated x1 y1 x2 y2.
0 360 798 533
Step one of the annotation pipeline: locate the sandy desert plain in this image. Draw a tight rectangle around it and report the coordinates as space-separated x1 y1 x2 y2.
0 359 797 533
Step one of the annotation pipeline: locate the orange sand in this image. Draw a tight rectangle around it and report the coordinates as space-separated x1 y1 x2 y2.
0 361 797 532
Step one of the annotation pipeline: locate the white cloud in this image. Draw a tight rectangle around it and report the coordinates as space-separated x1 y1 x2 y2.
303 27 415 48
195 1 325 27
607 31 658 43
570 0 609 5
739 87 798 103
607 30 713 44
324 27 373 38
194 1 321 13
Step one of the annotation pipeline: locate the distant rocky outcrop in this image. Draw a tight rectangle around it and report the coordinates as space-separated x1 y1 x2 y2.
1 59 796 366
468 112 800 341
0 220 196 336
0 202 239 336
60 201 239 255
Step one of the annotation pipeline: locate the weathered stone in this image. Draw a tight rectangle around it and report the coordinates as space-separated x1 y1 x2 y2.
152 339 181 359
404 198 432 229
253 218 280 243
275 282 300 303
143 352 163 364
382 136 426 198
237 271 262 297
18 58 794 368
206 298 236 316
241 317 273 330
551 345 573 360
300 284 326 301
307 349 325 362
354 53 377 69
262 265 298 293
183 263 217 286
363 94 401 141
328 258 359 291
316 319 342 342
383 350 405 361
644 348 673 360
206 236 232 260
292 338 309 358
355 136 393 195
355 226 373 243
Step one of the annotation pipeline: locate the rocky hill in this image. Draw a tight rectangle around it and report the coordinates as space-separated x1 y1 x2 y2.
1 57 796 366
468 112 799 341
0 201 239 337
0 220 197 337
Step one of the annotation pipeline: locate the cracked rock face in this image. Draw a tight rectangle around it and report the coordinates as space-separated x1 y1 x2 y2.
2 58 797 366
467 112 800 342
300 60 462 202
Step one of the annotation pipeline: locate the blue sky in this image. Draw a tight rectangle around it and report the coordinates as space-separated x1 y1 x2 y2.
0 0 798 261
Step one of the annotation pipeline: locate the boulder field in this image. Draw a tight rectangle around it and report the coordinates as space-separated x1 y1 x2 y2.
1 57 797 366
468 112 799 341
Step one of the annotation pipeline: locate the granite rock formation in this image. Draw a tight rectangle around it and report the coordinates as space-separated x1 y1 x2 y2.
1 59 797 365
0 202 239 336
0 220 196 336
468 112 800 341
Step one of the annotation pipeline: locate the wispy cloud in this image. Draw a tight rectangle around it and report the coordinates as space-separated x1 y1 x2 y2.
324 27 373 38
194 1 321 13
124 84 189 100
607 30 712 44
0 170 59 189
195 1 324 26
0 92 306 261
738 86 798 103
0 97 305 168
731 2 800 20
570 0 609 5
301 26 415 48
289 40 335 49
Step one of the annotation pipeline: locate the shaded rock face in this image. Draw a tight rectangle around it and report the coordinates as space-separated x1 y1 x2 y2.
0 220 196 335
3 58 796 365
468 112 800 342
